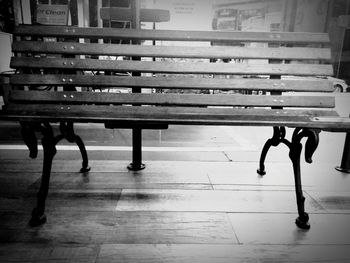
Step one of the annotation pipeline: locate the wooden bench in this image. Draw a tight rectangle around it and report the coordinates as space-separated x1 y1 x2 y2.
1 24 350 230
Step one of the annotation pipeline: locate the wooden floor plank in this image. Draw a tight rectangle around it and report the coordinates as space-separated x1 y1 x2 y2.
0 190 121 212
0 211 236 245
97 244 350 263
0 160 216 173
40 171 212 190
115 189 324 213
207 162 293 186
208 162 350 191
305 191 350 213
0 148 230 162
0 243 99 263
2 160 349 192
0 172 41 195
229 213 350 245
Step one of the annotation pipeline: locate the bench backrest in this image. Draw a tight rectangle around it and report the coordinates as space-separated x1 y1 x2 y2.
2 25 340 129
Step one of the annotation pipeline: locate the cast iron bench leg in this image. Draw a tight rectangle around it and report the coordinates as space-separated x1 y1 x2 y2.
29 123 57 227
257 126 287 176
75 135 90 173
289 128 320 230
257 137 273 176
21 122 90 226
59 122 91 173
257 127 319 229
289 132 309 229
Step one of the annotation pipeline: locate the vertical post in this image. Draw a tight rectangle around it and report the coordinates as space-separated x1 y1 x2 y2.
336 129 350 173
66 0 71 25
97 0 103 28
128 0 145 171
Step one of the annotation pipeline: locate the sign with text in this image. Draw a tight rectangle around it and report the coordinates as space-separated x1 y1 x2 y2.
36 4 68 25
154 0 212 31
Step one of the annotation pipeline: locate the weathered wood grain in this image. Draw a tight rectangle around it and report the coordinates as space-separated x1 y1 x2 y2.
10 74 335 92
0 211 236 244
11 57 334 76
10 90 336 108
115 189 324 213
3 103 344 130
97 243 350 263
13 41 331 60
0 243 99 263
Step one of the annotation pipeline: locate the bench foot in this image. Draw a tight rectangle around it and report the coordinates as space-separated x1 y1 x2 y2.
75 135 90 173
80 166 91 173
128 163 146 171
29 207 47 227
295 212 310 230
256 168 266 176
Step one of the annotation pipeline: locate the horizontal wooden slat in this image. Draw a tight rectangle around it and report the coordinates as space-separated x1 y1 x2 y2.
12 41 331 61
1 104 344 130
10 57 334 76
9 90 335 108
100 7 170 22
10 74 335 92
13 25 330 44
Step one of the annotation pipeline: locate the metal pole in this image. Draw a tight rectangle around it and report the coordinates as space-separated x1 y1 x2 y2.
336 130 350 173
128 0 145 171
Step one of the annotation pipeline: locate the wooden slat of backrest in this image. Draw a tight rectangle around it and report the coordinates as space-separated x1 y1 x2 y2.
100 7 170 22
13 25 330 44
4 103 343 130
11 57 334 76
12 41 332 61
10 74 334 92
9 90 335 108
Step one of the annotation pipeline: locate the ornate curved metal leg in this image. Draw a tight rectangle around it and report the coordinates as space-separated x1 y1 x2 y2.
257 126 286 176
289 128 320 230
75 135 91 172
60 122 91 173
257 138 273 175
20 122 39 159
21 121 90 226
29 123 57 227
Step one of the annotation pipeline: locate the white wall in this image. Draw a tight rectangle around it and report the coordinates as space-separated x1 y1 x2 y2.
0 32 12 73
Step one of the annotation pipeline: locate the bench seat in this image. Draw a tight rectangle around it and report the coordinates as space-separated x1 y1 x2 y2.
2 92 348 130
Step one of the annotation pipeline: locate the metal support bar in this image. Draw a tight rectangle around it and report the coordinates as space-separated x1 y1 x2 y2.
128 127 145 171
